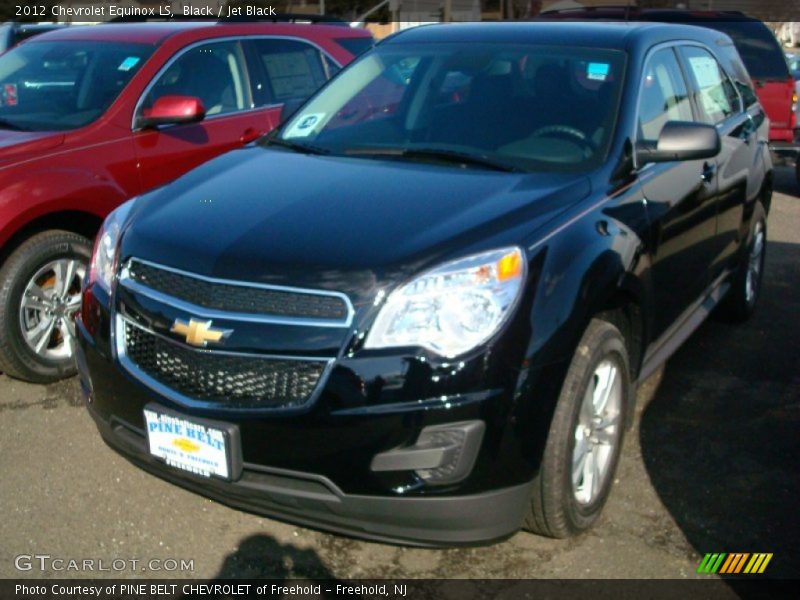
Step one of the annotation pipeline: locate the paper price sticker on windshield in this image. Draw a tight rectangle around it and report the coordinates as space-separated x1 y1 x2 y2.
118 56 141 72
587 62 611 81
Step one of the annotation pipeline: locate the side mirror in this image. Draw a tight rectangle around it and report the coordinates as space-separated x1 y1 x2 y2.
136 95 206 129
280 97 307 124
636 121 720 165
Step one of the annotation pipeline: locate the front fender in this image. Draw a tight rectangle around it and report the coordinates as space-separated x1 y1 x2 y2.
0 168 130 248
507 191 651 467
525 201 649 370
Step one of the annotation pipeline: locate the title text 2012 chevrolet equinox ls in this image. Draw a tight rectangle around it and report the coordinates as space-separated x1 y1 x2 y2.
77 22 771 545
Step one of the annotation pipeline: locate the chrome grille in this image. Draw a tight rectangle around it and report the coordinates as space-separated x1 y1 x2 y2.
126 259 350 322
121 320 329 410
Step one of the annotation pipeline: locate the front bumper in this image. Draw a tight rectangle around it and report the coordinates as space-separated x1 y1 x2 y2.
76 293 541 545
86 400 530 546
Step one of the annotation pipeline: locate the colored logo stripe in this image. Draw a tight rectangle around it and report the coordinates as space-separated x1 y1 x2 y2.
698 553 772 574
744 553 773 574
720 553 749 573
697 553 726 574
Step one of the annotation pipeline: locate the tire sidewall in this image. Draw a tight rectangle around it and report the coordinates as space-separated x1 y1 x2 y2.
1 233 91 379
743 206 767 312
559 327 631 533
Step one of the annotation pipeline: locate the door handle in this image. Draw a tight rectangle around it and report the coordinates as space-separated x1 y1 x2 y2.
240 128 262 144
701 162 716 183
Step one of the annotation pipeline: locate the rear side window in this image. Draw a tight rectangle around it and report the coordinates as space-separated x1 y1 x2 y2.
704 21 790 81
638 48 693 142
248 39 331 105
736 80 759 108
680 46 741 124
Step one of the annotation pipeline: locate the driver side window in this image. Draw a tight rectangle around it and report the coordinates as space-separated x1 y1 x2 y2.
638 48 693 143
139 41 249 120
679 46 742 124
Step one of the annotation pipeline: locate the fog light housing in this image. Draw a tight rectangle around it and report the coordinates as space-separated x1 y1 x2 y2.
371 420 485 486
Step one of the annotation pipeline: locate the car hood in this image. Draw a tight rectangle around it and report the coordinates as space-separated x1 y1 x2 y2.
122 147 592 303
0 130 65 164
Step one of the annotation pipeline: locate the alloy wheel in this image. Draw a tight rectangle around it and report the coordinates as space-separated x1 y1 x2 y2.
572 359 623 505
745 221 765 305
18 258 85 361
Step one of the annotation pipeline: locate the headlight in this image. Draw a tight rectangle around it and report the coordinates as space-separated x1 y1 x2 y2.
364 247 526 358
88 200 134 292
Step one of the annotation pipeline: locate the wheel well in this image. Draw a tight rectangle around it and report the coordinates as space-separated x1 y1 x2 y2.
1 211 102 264
595 293 645 430
597 292 645 381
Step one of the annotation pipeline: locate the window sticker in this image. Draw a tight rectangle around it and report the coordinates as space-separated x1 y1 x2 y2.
118 56 141 72
587 62 610 81
688 56 721 89
284 112 326 138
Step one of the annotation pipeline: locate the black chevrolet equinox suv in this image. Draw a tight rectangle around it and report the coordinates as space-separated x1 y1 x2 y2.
77 22 771 545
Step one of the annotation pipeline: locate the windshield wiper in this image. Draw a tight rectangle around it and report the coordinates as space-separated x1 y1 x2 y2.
261 136 329 155
0 119 30 131
346 146 523 173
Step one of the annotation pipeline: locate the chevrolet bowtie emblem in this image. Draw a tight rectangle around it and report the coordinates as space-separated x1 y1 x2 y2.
170 318 232 347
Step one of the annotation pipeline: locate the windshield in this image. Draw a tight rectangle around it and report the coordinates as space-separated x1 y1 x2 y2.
0 41 152 131
276 43 626 173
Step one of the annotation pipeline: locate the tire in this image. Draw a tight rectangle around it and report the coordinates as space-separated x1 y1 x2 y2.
523 318 631 538
0 230 92 383
717 201 767 323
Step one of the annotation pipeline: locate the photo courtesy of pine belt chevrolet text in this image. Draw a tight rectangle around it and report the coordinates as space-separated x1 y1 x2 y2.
75 22 772 546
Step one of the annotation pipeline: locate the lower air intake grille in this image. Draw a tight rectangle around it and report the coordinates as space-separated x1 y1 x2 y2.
124 322 327 409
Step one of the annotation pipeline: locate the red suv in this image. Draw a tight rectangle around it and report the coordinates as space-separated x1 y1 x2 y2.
0 19 372 382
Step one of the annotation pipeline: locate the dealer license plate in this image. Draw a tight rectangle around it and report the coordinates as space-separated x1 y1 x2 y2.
144 409 230 479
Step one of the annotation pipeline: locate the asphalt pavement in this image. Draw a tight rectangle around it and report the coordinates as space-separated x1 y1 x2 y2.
1 167 798 580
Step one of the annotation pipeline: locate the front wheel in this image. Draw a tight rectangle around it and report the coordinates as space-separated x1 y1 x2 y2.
523 318 631 538
0 230 92 383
